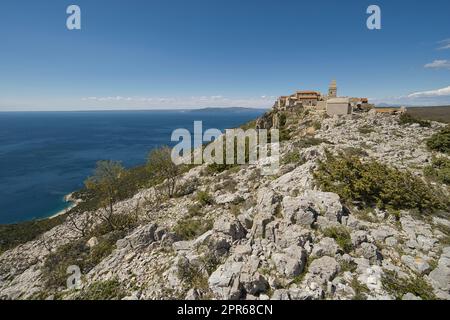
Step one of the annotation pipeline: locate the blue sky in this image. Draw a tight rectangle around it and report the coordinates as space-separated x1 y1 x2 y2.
0 0 449 110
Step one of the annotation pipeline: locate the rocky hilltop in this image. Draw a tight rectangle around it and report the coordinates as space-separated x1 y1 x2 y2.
1 108 449 300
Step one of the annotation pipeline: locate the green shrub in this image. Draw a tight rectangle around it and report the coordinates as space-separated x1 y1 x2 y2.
351 277 370 300
196 191 214 206
76 279 127 300
382 270 436 300
282 151 305 165
173 218 213 240
294 138 331 149
398 113 431 128
42 230 125 289
314 152 447 213
312 121 322 130
424 157 450 185
323 226 353 253
427 125 450 154
358 126 375 135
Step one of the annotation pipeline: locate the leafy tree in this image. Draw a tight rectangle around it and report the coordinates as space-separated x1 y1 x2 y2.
85 160 125 231
147 146 180 198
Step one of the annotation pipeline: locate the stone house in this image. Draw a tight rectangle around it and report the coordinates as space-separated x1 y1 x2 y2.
326 98 352 116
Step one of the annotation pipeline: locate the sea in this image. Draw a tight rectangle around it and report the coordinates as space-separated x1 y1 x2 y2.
0 108 265 224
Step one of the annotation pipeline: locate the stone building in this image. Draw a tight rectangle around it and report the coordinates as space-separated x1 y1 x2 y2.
293 91 321 107
326 97 352 116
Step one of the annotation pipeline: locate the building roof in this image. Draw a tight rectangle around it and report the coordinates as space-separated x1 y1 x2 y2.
327 97 349 104
296 91 320 95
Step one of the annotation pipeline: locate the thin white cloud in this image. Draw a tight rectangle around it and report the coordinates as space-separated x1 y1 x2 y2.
424 60 450 70
438 39 450 50
371 85 450 106
408 86 450 98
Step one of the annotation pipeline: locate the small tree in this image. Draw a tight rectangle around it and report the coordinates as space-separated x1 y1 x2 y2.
147 146 180 198
85 160 125 231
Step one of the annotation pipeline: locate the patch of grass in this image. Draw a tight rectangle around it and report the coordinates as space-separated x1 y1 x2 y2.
42 228 126 290
398 113 431 128
76 279 127 300
196 191 215 206
312 121 322 130
424 156 450 185
314 151 447 213
351 277 370 300
340 260 358 273
173 218 213 240
427 125 450 155
323 226 353 253
382 270 436 300
358 126 375 135
294 138 331 149
282 151 305 165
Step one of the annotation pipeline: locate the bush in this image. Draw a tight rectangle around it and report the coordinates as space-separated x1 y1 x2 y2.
76 279 127 300
294 138 331 149
427 125 450 154
282 151 305 165
196 191 214 206
314 152 447 213
382 270 436 300
42 230 125 289
424 157 450 185
173 218 213 240
323 226 353 253
358 125 375 135
398 113 431 128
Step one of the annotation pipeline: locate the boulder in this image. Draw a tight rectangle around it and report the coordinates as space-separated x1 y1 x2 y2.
282 196 316 227
213 216 247 241
306 256 340 285
311 237 339 258
271 245 307 278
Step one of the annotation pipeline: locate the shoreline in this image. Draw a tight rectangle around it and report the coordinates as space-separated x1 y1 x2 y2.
47 193 81 220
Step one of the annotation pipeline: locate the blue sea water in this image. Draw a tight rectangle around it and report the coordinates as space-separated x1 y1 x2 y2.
0 109 265 224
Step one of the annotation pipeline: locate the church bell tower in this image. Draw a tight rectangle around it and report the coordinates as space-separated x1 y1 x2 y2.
328 80 337 98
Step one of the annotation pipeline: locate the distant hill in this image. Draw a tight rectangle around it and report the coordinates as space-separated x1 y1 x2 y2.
406 106 450 123
187 107 269 113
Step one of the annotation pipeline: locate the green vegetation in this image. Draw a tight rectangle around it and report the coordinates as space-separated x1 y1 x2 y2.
358 125 375 135
382 270 436 300
173 218 213 240
282 151 305 165
424 156 450 184
398 113 431 128
0 215 66 255
196 191 215 206
427 125 450 154
76 279 127 300
351 277 370 300
42 228 128 289
312 121 322 130
323 226 353 253
294 137 331 149
314 152 447 213
147 146 181 198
